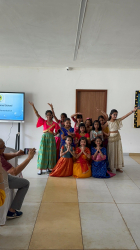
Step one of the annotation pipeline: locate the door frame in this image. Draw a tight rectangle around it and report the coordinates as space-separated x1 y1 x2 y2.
76 89 107 112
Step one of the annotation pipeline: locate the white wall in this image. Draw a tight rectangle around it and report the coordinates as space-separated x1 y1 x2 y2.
0 67 139 153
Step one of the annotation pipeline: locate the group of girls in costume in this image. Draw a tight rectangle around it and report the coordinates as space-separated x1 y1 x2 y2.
29 101 137 178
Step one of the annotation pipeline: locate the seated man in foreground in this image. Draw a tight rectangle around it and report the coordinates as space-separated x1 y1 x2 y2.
0 138 35 219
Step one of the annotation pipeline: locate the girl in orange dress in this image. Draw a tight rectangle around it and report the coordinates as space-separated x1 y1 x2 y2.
75 123 90 147
73 137 91 178
50 136 75 177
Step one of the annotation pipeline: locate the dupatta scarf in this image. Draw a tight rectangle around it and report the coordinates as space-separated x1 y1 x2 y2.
75 147 90 173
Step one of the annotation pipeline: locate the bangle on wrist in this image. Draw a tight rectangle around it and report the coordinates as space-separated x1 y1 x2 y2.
131 110 134 113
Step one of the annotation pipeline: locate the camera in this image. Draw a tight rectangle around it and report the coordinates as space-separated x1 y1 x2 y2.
24 148 31 154
66 67 70 71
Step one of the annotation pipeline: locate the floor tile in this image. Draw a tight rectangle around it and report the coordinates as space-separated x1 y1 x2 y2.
76 178 114 203
0 225 33 249
42 176 78 203
124 166 140 180
124 156 139 166
29 202 83 250
19 155 49 179
105 180 140 203
130 155 140 164
112 170 130 179
24 178 47 203
118 204 140 249
132 179 140 189
0 203 40 249
79 203 137 249
4 202 40 227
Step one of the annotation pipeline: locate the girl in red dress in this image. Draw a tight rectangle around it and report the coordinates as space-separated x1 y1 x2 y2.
75 123 90 147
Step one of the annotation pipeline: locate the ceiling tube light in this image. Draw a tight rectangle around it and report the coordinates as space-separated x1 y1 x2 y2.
74 0 88 61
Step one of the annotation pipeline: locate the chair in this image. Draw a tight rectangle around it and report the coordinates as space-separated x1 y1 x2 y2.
0 147 23 225
0 166 14 225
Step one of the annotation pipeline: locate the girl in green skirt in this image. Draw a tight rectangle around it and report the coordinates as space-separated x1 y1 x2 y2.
29 102 60 175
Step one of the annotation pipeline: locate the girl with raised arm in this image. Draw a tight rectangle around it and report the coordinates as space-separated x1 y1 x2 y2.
48 103 67 128
102 107 137 173
71 112 83 133
29 102 60 175
73 137 91 178
50 136 75 177
48 103 67 160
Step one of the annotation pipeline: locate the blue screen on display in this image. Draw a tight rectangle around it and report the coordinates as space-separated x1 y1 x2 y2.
0 92 25 121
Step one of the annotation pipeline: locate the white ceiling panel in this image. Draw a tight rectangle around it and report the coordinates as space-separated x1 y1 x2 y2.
77 0 140 67
0 0 140 67
0 0 81 66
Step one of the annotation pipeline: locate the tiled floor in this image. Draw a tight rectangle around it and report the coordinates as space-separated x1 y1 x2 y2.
0 155 140 250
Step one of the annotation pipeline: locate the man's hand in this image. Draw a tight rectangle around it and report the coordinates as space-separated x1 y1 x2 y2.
27 148 36 160
16 150 24 156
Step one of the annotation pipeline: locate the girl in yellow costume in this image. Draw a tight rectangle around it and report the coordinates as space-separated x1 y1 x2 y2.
73 137 91 178
0 160 6 206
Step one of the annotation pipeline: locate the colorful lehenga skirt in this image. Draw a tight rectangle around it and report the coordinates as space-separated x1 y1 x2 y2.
37 132 56 170
107 132 124 171
91 161 116 178
73 161 91 178
50 157 73 177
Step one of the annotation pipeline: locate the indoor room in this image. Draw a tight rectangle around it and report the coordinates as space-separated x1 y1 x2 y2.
0 1 140 250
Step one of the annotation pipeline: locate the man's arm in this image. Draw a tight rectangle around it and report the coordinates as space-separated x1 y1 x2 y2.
7 149 35 176
4 150 24 161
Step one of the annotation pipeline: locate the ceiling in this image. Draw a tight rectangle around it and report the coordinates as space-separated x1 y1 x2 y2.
0 0 140 68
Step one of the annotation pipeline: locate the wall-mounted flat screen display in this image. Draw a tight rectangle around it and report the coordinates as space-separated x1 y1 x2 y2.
0 92 25 122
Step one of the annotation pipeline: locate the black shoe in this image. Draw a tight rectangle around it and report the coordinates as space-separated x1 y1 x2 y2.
47 169 52 173
7 210 23 219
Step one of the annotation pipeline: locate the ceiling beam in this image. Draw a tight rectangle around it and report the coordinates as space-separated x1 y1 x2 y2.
73 0 88 61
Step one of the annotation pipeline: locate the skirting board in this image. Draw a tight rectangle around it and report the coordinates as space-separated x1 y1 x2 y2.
129 153 140 156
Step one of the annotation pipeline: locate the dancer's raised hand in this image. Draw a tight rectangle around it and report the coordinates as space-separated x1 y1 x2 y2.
29 101 34 107
133 107 138 112
48 103 53 110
